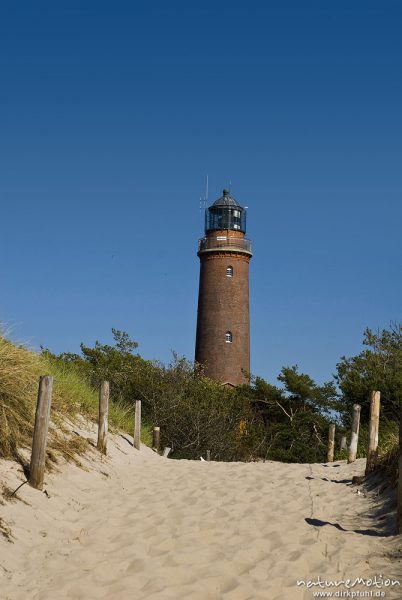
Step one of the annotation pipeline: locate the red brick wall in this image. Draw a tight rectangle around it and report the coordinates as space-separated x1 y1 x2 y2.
195 250 251 385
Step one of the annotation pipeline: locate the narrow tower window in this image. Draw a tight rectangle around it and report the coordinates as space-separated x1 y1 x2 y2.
225 331 232 343
226 266 233 277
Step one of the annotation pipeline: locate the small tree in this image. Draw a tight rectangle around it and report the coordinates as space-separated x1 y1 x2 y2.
336 323 402 422
245 366 337 463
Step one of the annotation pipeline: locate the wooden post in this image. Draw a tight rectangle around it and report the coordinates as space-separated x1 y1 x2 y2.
97 381 109 454
133 400 141 450
340 435 347 451
327 424 335 462
365 391 381 475
29 376 53 490
206 450 211 462
397 402 402 534
152 426 160 453
348 403 361 464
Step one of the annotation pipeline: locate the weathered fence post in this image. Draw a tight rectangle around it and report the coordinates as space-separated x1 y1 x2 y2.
397 402 402 534
152 426 160 453
29 376 53 490
365 391 381 475
340 435 347 451
327 424 335 462
97 381 109 455
348 403 361 464
133 400 141 450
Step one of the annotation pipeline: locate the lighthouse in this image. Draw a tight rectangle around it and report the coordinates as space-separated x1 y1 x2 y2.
195 189 252 386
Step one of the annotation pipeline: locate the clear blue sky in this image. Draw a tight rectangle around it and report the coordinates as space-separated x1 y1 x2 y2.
1 1 401 385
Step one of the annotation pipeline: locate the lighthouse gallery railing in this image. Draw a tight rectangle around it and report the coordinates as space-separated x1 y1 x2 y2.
198 237 252 255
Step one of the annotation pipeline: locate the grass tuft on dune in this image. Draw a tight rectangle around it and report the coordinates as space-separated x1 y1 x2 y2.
0 335 151 464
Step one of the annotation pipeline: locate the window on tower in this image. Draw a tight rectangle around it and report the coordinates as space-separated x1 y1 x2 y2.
225 331 232 343
226 266 233 277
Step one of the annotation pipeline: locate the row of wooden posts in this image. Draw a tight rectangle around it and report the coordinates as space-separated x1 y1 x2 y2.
326 390 402 533
325 391 380 473
98 381 150 453
29 377 155 492
28 378 402 534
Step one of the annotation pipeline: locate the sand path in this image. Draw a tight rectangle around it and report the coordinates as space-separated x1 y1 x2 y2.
0 426 400 600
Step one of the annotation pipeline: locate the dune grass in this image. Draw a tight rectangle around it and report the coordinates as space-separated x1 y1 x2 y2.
376 430 399 485
0 335 151 465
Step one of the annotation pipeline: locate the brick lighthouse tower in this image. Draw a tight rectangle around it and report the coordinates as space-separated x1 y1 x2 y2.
195 189 252 386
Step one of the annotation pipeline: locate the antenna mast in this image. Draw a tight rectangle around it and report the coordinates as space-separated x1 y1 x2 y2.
199 175 208 218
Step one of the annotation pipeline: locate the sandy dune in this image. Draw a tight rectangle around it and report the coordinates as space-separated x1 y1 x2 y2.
0 422 400 600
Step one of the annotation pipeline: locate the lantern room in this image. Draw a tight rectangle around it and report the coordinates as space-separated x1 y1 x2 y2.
205 189 247 234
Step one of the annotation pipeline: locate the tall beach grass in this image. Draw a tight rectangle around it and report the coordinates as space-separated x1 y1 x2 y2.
0 335 151 464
